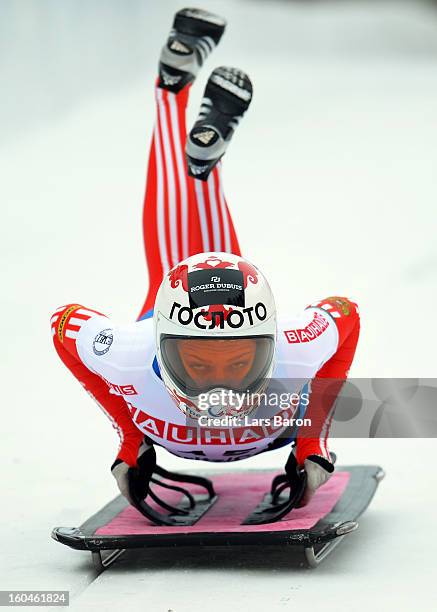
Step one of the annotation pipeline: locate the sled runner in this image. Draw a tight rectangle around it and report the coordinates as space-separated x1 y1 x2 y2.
51 465 384 572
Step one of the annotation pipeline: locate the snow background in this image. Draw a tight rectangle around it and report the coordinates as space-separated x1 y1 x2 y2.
1 0 437 610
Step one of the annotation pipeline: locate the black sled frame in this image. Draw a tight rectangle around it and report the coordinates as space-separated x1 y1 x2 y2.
52 465 384 572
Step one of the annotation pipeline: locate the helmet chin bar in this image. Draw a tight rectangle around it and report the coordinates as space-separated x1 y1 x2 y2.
189 385 267 418
169 373 272 420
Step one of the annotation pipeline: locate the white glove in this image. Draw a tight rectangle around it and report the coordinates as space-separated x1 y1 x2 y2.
300 455 335 507
111 440 154 504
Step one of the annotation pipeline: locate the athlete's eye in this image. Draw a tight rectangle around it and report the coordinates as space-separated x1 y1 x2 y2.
230 360 249 370
188 363 209 372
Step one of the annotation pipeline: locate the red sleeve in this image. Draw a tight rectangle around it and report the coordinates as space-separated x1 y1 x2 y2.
51 304 144 467
295 296 360 465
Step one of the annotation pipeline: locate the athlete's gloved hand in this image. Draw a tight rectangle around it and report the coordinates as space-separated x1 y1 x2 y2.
299 455 335 507
110 440 156 504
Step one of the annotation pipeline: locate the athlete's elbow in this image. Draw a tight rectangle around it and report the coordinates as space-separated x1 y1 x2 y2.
50 303 81 344
313 296 360 321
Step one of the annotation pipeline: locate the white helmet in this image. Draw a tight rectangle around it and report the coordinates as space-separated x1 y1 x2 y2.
154 252 277 419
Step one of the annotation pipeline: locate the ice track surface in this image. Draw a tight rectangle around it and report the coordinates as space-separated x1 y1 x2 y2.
2 0 437 610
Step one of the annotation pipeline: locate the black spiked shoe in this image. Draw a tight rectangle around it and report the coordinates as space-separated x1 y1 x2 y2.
186 66 253 181
159 8 227 93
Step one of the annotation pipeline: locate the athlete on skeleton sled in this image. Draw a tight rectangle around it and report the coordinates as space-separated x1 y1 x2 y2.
50 8 359 523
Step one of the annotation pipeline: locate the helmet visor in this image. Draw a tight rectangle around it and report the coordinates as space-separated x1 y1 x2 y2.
160 334 275 396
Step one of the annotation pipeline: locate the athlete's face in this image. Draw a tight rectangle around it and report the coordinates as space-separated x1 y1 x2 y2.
177 338 257 389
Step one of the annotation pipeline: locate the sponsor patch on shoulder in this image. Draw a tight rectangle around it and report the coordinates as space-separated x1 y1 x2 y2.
93 329 113 355
283 312 329 344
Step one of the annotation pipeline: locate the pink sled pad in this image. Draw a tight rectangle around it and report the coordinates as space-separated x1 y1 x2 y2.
96 471 350 536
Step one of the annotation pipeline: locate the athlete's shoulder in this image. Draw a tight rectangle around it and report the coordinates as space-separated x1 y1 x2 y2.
76 315 155 372
50 303 155 371
276 295 359 369
277 305 339 368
